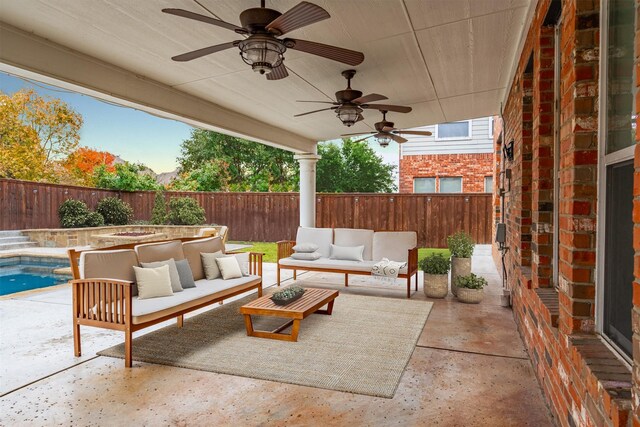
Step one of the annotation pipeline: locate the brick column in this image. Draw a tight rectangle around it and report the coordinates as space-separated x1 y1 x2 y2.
557 0 599 335
531 26 556 288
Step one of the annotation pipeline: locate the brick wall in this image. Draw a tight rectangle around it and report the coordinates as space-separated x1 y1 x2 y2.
496 0 634 426
398 153 493 193
633 0 640 424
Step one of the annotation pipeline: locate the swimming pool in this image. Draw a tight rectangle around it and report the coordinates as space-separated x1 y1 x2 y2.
0 256 71 296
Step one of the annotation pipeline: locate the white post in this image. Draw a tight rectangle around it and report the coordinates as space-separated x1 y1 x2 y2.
294 153 321 228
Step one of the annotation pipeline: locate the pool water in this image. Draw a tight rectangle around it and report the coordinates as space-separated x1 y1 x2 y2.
0 256 71 296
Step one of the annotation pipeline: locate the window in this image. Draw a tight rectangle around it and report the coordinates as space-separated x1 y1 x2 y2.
414 177 435 193
440 177 462 193
435 121 471 140
484 176 493 193
597 0 635 360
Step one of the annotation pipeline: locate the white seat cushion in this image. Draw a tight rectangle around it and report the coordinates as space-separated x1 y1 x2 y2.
333 228 374 260
279 257 407 275
296 227 334 258
131 275 260 324
372 232 417 263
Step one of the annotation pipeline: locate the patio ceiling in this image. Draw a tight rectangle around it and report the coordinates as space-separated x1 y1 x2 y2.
0 0 534 152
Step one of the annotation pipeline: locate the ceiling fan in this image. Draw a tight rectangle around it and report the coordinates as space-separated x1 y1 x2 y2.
294 70 412 126
342 110 432 147
162 1 364 80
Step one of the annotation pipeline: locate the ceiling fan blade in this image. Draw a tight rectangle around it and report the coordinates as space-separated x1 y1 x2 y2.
341 131 375 137
352 135 374 143
285 38 364 66
388 133 409 144
352 94 388 104
294 107 335 117
397 130 433 136
266 2 330 35
267 63 289 80
162 9 244 32
362 103 412 113
382 126 397 132
356 114 364 122
171 41 238 62
296 100 337 104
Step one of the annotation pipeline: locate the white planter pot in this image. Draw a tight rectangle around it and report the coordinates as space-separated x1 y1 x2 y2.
423 273 448 298
450 257 471 296
457 287 484 304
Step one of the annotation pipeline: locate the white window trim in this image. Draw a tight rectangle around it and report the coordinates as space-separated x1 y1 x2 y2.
435 120 472 141
595 0 634 365
438 177 463 193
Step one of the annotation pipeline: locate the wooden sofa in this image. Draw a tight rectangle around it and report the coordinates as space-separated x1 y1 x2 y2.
277 228 419 298
68 236 263 367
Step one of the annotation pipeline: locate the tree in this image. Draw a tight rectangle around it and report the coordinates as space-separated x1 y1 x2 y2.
177 129 298 191
63 146 116 186
0 89 82 182
316 139 396 193
150 191 168 225
93 162 161 191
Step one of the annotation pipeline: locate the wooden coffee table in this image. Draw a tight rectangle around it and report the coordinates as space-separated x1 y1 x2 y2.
239 288 339 342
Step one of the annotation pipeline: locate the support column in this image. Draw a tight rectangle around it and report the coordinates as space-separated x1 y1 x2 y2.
294 153 321 228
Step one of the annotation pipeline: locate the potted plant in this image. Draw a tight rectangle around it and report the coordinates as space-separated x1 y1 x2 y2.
447 231 474 296
455 273 488 304
270 286 306 306
419 253 451 298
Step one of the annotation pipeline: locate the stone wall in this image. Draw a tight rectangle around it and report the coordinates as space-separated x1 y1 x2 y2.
23 225 211 248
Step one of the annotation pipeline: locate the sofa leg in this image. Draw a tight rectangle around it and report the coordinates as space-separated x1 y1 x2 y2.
415 273 418 291
345 274 349 287
407 278 411 299
73 322 81 357
293 269 297 280
124 328 132 368
177 315 184 328
277 266 281 287
258 283 263 297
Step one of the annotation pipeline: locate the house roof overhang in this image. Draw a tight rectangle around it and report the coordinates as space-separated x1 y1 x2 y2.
0 0 536 152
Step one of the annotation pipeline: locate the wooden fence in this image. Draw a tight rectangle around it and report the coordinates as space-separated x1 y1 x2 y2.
0 179 493 248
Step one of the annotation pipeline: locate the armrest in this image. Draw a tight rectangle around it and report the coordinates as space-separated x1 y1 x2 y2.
407 247 419 273
248 252 263 277
71 278 133 325
277 240 296 261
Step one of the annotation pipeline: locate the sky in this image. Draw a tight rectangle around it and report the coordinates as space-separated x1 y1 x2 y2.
0 72 400 175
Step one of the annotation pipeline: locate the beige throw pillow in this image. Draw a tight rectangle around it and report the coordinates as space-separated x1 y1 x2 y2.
133 265 174 300
201 251 224 280
141 258 183 292
216 256 243 280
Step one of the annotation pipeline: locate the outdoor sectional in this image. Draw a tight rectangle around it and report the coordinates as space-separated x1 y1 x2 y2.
68 236 263 367
277 227 419 298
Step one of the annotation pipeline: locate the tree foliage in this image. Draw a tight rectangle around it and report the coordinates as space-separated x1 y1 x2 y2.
174 129 298 192
93 162 161 191
63 146 116 186
0 89 83 182
316 139 396 193
151 191 168 225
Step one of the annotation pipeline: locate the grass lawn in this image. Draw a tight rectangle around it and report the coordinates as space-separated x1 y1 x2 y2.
231 241 450 267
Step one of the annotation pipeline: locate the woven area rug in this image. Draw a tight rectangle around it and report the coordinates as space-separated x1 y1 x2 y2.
98 292 433 398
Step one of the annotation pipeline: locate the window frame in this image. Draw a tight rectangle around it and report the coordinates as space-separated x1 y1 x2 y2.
434 120 472 141
413 177 436 193
595 0 636 364
439 177 463 193
484 176 493 193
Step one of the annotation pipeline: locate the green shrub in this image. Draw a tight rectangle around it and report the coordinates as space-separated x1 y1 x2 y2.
455 273 487 290
96 197 133 225
84 211 105 227
447 231 475 258
168 197 206 225
150 191 168 225
419 253 451 274
58 199 91 228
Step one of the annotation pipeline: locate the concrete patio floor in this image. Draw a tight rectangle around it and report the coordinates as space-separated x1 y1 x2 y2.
0 246 554 426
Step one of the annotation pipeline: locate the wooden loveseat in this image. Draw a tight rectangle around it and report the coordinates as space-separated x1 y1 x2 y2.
68 236 263 367
277 228 419 298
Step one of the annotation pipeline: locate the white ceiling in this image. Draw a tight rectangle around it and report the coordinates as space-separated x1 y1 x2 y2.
0 0 532 150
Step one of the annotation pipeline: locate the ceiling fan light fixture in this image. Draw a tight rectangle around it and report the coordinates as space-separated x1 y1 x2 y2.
336 106 362 127
238 36 286 74
377 134 392 147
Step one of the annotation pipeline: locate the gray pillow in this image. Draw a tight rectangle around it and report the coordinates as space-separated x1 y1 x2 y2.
141 258 183 292
291 251 322 261
174 259 196 288
293 242 319 253
201 251 224 280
